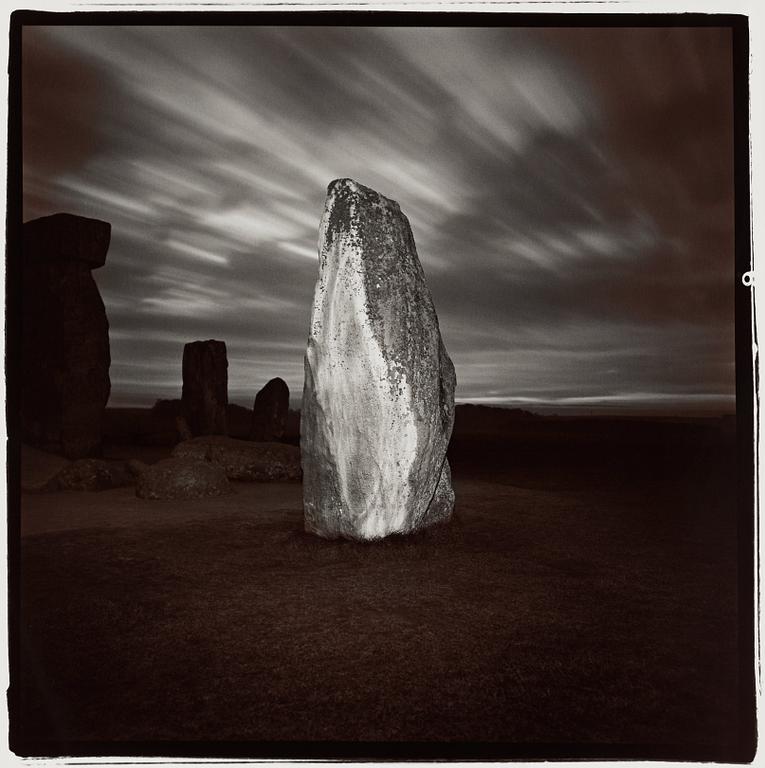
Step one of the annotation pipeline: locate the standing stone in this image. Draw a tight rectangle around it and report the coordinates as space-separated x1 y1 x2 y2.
250 377 289 442
301 178 456 541
181 340 228 436
21 213 112 459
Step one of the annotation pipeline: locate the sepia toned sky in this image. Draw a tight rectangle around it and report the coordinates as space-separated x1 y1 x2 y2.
22 24 736 413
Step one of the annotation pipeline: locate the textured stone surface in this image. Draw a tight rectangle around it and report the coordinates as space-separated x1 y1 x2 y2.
250 377 289 442
301 178 456 540
21 213 112 459
181 340 228 436
50 459 133 492
135 458 232 500
22 212 111 268
172 436 301 482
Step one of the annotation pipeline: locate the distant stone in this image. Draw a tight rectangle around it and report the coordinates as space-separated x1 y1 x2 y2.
181 340 228 436
151 398 184 420
250 377 289 442
226 403 253 439
50 458 133 492
301 178 456 541
139 399 185 446
172 435 301 481
135 457 232 500
20 213 112 459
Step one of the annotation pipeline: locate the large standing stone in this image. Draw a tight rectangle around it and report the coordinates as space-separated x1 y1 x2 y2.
301 178 456 541
250 377 289 442
181 340 228 436
21 213 112 459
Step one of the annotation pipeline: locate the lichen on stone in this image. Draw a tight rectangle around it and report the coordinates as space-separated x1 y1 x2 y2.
302 178 456 540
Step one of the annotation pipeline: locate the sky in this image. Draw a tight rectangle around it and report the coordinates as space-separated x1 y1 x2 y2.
21 23 736 413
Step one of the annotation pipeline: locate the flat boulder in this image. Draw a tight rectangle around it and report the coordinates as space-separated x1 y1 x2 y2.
172 435 301 482
135 458 232 500
301 179 456 540
50 459 133 492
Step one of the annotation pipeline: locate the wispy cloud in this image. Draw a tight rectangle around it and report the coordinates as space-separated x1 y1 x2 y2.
22 25 735 412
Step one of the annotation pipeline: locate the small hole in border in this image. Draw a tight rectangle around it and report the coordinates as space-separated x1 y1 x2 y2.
742 271 754 287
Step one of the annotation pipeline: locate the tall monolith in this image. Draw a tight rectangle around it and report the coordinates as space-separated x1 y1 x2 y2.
181 340 228 436
301 178 456 540
250 377 289 442
21 213 112 459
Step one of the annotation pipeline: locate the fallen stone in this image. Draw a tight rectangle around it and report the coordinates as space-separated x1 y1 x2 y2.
181 340 228 436
50 459 133 492
20 213 112 458
135 458 232 500
172 435 301 481
301 178 456 541
250 377 290 442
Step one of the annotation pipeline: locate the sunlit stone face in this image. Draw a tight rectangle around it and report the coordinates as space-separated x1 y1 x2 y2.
301 179 455 541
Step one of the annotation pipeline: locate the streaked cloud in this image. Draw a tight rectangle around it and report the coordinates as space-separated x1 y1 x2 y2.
22 25 735 413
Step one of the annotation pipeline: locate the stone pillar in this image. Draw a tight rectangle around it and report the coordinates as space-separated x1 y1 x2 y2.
21 213 112 459
301 178 456 541
181 340 228 436
250 377 289 442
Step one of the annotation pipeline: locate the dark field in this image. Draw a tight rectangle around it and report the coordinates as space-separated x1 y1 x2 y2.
12 412 753 759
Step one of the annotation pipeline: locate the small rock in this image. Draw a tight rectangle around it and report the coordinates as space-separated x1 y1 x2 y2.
172 435 301 481
135 458 232 500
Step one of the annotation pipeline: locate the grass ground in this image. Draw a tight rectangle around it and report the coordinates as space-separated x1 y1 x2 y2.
12 416 749 758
